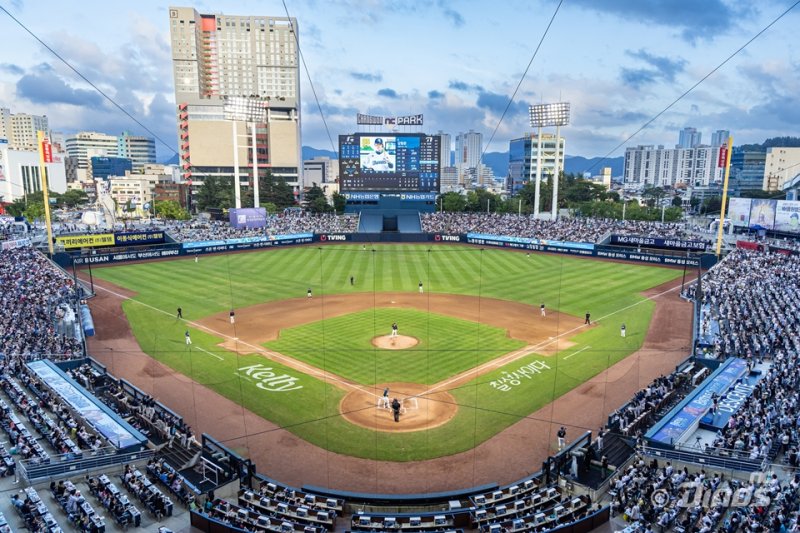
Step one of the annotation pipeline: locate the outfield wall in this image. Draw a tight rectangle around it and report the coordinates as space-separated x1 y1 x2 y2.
56 232 716 269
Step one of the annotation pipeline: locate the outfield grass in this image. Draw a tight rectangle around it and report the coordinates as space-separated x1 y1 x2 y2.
266 308 525 385
93 245 683 461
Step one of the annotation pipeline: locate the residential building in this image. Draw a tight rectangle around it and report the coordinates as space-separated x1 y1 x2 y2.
455 130 482 185
0 108 50 150
506 133 565 194
435 131 451 169
763 147 800 192
65 132 119 169
440 166 459 192
109 168 173 216
90 156 133 180
117 131 156 171
168 6 301 196
729 148 766 193
623 144 725 188
0 139 67 202
154 182 190 208
677 127 701 149
303 156 338 186
710 130 730 147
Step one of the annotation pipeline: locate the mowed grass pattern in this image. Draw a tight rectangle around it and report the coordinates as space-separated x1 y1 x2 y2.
267 308 525 385
91 245 685 461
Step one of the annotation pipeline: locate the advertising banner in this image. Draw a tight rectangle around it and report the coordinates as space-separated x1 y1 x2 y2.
728 197 752 227
229 207 267 229
356 113 424 126
749 199 777 229
610 235 707 251
56 233 115 249
774 200 800 234
114 231 166 246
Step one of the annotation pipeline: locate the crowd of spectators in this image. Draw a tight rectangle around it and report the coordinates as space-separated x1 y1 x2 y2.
420 213 693 243
164 212 359 243
0 247 83 360
688 250 800 361
611 455 800 533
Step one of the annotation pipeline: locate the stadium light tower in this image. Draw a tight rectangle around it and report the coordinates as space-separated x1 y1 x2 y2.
224 97 268 209
529 102 570 220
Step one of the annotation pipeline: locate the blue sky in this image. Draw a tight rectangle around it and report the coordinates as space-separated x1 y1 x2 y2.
1 0 799 163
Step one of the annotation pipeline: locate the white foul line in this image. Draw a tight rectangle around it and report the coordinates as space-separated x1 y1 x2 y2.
195 346 224 361
563 346 591 360
90 283 380 398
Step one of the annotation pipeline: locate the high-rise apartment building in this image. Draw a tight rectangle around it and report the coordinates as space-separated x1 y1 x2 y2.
455 130 482 186
710 130 730 147
302 156 338 185
168 6 301 193
0 107 50 150
506 133 565 194
677 127 701 149
64 132 119 169
623 144 725 188
435 131 451 170
118 131 156 171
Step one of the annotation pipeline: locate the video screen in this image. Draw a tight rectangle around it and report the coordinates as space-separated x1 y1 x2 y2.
340 133 440 192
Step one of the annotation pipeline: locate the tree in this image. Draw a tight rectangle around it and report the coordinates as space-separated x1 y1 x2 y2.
332 192 346 214
671 195 683 207
60 189 89 208
302 184 332 213
561 180 607 205
606 191 620 203
259 172 296 209
155 200 190 220
439 191 466 212
23 202 46 221
195 176 233 211
643 185 666 207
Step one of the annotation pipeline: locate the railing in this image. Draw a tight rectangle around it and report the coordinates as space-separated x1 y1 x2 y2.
640 445 765 473
18 446 154 483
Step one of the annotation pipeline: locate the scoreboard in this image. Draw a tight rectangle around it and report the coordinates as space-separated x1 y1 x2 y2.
339 133 441 192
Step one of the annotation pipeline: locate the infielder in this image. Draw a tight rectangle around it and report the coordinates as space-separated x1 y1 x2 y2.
540 303 546 317
184 330 192 346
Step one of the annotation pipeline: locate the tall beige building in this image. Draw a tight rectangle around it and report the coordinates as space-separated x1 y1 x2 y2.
0 107 50 150
168 6 301 194
763 147 800 192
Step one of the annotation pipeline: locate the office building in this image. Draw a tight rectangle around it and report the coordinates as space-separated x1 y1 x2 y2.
677 127 701 149
90 156 133 180
302 156 338 186
710 130 730 147
623 144 725 188
440 166 459 192
0 140 67 202
506 133 565 195
0 107 50 150
65 132 119 169
455 130 482 185
168 6 301 194
435 131 451 170
118 131 156 171
763 147 800 192
729 148 766 193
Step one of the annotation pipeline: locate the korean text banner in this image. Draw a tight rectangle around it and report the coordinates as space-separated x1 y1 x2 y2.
229 207 267 229
56 233 115 249
774 200 800 234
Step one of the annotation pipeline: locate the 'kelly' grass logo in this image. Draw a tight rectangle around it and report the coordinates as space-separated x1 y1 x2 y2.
238 363 303 392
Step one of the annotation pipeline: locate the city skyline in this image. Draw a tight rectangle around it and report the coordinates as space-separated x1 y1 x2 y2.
0 1 799 165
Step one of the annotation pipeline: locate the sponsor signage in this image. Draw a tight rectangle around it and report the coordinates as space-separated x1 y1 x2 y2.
610 234 707 251
229 207 267 229
41 139 53 163
466 233 595 251
749 199 777 229
717 145 728 168
319 234 347 241
56 233 115 249
237 363 303 392
344 192 381 201
433 234 461 242
356 113 424 126
182 233 314 250
399 192 437 201
774 200 800 234
114 231 166 246
728 197 752 227
1 238 31 251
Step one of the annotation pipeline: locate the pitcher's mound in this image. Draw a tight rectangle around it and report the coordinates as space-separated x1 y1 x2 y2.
341 382 457 433
372 335 419 350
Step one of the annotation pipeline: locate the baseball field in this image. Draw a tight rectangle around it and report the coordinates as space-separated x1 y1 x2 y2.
90 244 684 462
